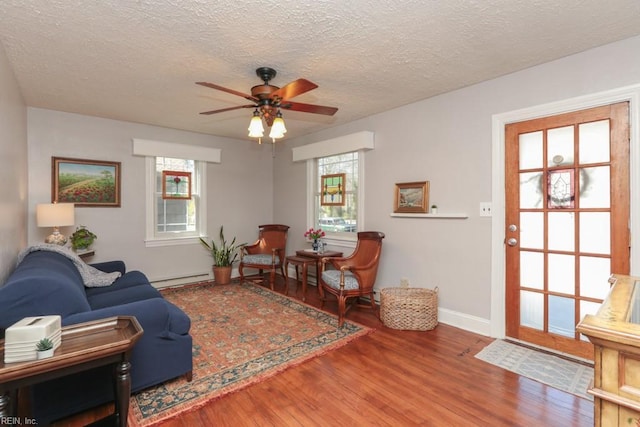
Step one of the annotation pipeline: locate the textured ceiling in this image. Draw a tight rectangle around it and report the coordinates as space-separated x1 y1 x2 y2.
1 0 640 141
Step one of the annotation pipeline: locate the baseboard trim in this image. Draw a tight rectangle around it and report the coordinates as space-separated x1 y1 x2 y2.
438 308 491 337
151 271 213 289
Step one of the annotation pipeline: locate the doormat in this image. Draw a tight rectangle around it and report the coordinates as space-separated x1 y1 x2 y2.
128 282 373 426
475 339 593 400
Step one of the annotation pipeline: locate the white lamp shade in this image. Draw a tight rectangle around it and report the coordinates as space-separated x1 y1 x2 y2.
248 115 264 138
269 116 287 139
36 203 75 227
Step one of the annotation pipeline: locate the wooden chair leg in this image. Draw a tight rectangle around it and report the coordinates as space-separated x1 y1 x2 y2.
319 286 326 308
337 295 347 328
269 269 275 290
294 265 300 296
368 292 376 310
239 265 244 282
284 261 290 296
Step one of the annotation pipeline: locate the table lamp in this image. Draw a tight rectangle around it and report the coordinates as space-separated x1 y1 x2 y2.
36 203 75 245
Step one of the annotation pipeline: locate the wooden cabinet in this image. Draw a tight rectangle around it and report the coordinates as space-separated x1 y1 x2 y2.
577 274 640 426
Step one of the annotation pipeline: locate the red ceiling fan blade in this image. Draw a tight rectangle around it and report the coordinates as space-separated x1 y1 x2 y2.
196 82 259 102
280 101 338 116
199 105 255 115
270 79 318 101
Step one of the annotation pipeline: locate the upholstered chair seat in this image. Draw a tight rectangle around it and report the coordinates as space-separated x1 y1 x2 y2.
321 270 359 291
242 254 280 266
319 231 385 327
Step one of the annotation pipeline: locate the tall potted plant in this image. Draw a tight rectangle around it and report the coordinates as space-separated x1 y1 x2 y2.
199 226 245 285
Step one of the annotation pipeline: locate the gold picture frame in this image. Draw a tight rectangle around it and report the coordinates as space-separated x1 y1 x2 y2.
321 173 345 206
52 157 121 207
394 181 429 213
162 171 192 200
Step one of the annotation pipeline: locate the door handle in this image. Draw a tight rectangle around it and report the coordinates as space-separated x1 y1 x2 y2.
507 238 518 246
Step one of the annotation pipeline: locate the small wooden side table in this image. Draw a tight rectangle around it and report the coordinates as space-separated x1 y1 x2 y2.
284 256 315 301
0 316 143 427
295 250 344 288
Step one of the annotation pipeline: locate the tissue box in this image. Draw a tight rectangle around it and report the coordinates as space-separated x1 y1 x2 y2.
6 315 61 343
4 315 62 363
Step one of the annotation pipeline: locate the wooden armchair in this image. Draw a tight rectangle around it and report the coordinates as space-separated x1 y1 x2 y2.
239 224 290 290
319 231 385 327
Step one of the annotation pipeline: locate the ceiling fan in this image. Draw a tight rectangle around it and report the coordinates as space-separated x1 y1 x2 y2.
196 67 338 127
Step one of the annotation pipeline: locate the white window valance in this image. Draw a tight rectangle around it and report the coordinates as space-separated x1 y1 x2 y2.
292 131 374 161
132 138 221 163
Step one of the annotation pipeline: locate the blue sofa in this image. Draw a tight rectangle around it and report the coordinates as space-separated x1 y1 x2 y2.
0 249 193 424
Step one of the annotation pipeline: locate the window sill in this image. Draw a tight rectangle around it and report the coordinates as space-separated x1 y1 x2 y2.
389 213 468 219
313 235 357 250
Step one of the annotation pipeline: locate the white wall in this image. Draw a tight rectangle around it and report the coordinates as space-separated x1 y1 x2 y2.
0 42 27 284
27 108 274 283
277 35 640 329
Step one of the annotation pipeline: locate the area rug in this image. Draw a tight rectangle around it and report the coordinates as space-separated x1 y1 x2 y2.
475 339 593 400
127 282 373 426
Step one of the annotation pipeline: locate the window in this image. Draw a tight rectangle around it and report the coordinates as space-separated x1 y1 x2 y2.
145 156 206 246
293 131 373 247
312 151 361 241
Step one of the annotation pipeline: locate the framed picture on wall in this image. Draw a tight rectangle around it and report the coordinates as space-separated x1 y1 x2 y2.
394 181 429 213
52 157 121 207
321 173 345 206
162 171 192 200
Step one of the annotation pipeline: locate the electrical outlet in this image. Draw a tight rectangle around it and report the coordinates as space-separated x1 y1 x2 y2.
400 277 410 288
480 202 492 217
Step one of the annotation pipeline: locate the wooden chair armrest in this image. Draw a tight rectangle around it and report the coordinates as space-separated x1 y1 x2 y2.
271 247 282 264
242 241 261 255
321 256 347 272
345 261 377 272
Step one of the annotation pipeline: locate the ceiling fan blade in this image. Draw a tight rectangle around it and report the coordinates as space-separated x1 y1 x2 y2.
280 101 338 116
196 82 258 102
199 105 255 115
270 79 318 101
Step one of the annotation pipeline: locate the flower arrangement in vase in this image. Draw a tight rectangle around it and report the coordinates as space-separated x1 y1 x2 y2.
304 227 326 252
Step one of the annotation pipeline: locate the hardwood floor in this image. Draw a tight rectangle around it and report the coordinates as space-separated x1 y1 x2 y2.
54 276 594 426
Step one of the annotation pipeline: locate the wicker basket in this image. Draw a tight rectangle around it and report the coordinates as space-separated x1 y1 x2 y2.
380 287 438 331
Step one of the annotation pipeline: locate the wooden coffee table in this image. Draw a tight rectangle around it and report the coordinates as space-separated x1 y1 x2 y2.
0 316 143 427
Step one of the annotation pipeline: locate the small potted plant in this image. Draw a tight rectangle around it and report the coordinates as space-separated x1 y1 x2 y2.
36 337 55 359
70 226 97 251
431 204 438 214
199 226 245 285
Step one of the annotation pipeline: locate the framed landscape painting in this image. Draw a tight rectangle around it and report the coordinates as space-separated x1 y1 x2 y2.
52 157 121 207
394 181 429 213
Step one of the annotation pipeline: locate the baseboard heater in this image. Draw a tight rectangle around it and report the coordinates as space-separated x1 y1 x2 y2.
151 272 212 289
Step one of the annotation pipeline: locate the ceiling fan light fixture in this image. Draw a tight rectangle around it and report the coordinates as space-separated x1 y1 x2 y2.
197 67 338 145
248 109 264 138
269 110 287 142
